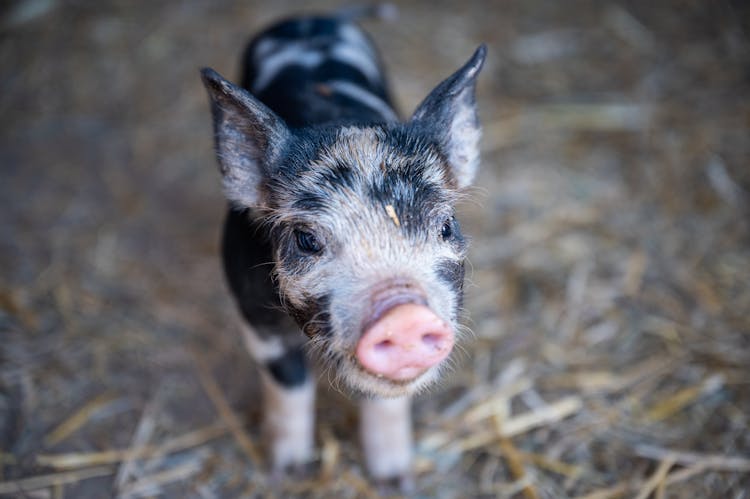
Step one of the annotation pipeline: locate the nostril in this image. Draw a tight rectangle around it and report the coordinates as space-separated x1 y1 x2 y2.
421 333 444 350
374 339 394 352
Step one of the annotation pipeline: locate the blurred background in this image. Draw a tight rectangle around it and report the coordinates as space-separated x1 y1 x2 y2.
1 1 748 497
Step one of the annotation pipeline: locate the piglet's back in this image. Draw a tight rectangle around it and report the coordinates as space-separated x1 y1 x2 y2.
241 15 397 127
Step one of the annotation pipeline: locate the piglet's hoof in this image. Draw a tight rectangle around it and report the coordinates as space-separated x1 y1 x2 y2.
268 459 316 487
374 473 416 496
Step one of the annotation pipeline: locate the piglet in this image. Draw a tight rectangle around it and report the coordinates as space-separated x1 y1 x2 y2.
200 7 485 488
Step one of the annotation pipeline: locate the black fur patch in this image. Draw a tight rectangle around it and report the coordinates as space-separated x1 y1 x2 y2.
290 165 358 213
266 345 308 387
316 160 360 192
222 207 287 331
268 127 339 187
367 163 444 236
443 216 466 248
256 17 341 41
435 259 465 293
287 294 333 338
255 72 389 127
435 258 465 318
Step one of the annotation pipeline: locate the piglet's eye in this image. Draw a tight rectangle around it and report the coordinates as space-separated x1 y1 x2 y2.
441 217 454 241
295 229 323 254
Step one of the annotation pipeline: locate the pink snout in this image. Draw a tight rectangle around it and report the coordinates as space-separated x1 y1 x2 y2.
356 303 454 381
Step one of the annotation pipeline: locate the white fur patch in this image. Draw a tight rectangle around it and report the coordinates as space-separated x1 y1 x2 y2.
252 45 323 93
239 323 286 362
252 37 280 62
326 81 398 122
338 24 377 58
359 396 412 479
329 43 381 84
261 373 316 470
251 30 382 94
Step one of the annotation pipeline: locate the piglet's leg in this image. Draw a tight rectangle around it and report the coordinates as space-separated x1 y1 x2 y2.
260 372 315 473
241 324 315 472
359 396 413 488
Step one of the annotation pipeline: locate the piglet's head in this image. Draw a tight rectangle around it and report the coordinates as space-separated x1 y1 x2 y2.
201 46 486 397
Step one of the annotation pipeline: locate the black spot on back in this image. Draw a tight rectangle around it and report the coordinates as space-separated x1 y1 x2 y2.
264 17 341 40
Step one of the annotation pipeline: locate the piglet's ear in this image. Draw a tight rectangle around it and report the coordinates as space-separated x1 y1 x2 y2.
411 45 486 189
200 68 290 208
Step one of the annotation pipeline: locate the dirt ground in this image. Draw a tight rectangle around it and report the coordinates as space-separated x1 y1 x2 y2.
1 1 749 497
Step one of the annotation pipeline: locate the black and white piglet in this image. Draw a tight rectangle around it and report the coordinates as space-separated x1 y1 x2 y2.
200 7 485 486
